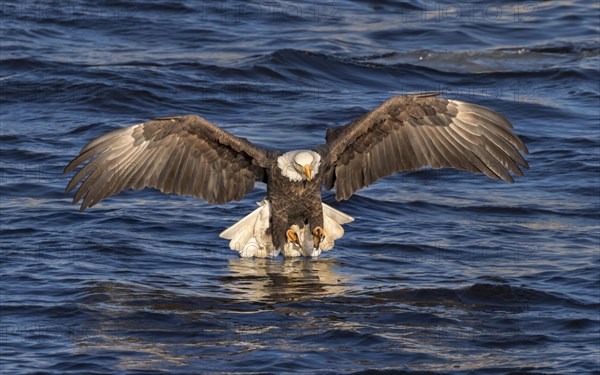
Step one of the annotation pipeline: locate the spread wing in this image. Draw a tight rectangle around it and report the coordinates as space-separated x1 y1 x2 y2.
318 93 529 201
65 115 270 210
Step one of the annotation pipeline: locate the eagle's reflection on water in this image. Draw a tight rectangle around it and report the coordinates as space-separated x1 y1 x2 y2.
71 258 354 371
224 257 351 302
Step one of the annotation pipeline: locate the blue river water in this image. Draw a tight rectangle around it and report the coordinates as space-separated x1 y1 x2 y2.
1 1 599 374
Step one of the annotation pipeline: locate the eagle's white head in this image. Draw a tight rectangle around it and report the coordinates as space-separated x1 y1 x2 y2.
277 150 321 182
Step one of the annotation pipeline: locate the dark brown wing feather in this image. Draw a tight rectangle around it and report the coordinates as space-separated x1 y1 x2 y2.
317 93 529 201
65 115 270 210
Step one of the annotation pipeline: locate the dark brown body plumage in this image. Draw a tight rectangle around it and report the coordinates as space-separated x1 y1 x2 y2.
267 163 324 250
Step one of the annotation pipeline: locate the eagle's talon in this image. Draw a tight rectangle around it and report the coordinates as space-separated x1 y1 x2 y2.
286 228 300 246
312 226 325 247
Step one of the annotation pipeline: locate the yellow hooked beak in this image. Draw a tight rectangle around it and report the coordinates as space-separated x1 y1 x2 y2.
303 164 312 181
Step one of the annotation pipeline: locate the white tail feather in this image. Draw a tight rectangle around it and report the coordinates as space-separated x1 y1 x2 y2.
219 201 277 258
321 203 354 251
323 203 355 225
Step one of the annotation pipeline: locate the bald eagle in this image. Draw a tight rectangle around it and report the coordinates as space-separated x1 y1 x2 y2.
64 93 528 257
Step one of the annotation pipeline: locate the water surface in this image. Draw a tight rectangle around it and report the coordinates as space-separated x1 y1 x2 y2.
1 1 599 374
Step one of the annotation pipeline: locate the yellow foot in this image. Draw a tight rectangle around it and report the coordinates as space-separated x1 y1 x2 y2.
313 226 325 248
286 228 300 246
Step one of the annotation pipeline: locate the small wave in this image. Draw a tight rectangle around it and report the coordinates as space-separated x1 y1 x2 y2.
0 57 59 71
372 282 591 309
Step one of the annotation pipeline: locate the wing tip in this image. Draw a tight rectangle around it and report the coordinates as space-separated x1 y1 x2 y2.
408 92 441 98
64 158 81 174
65 179 77 194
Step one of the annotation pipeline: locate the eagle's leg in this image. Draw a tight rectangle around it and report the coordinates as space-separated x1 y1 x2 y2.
312 227 325 248
286 228 300 246
308 200 325 249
